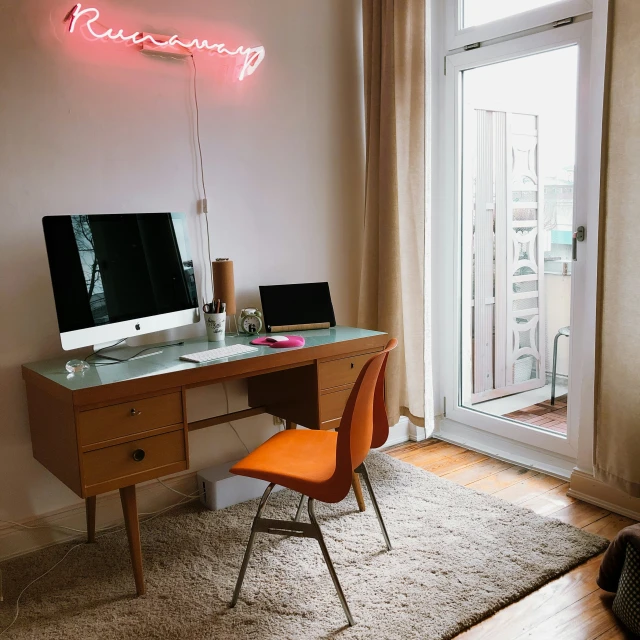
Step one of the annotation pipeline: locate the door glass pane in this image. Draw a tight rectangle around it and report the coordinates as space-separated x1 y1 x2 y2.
459 46 578 437
463 0 564 28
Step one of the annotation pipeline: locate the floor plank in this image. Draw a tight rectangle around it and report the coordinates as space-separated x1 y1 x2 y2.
389 440 465 465
592 624 636 639
519 482 576 516
440 457 514 486
492 472 566 505
583 513 637 541
384 439 638 640
553 502 612 529
515 590 619 639
455 556 603 640
421 449 489 476
465 465 539 494
384 440 438 456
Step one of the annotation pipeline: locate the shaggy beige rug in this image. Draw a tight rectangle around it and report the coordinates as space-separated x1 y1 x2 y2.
0 452 607 640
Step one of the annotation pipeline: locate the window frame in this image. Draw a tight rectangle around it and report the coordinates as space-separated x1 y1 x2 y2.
447 0 593 50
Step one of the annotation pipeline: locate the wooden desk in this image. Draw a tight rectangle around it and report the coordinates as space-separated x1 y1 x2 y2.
21 327 387 595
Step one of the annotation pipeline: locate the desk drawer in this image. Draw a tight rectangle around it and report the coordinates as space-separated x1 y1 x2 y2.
318 353 376 390
78 392 183 446
82 429 186 488
320 387 352 427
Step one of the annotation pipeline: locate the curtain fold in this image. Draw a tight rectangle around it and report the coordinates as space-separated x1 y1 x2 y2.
359 0 432 429
594 0 640 497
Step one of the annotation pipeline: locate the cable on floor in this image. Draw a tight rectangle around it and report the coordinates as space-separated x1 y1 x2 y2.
0 486 200 637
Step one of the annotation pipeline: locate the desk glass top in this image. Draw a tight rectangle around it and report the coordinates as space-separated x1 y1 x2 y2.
24 327 386 391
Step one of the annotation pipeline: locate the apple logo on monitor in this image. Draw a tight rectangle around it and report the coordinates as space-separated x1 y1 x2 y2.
135 324 141 331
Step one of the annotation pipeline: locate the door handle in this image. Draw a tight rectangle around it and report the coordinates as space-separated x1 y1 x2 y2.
572 226 585 261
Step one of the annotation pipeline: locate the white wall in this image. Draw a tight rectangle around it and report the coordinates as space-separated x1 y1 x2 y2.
0 0 364 524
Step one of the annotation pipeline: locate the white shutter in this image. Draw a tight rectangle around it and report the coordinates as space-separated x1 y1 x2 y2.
469 109 546 403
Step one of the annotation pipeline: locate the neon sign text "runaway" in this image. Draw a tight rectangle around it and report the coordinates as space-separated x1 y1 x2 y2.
68 4 266 81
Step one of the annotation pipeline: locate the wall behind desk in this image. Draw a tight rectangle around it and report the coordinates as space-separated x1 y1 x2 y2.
0 0 364 525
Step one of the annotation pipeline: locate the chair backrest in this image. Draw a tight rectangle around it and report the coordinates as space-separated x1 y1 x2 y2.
327 339 397 502
371 339 395 448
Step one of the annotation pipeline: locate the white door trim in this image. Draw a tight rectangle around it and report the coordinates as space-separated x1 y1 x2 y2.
574 0 610 474
434 416 577 479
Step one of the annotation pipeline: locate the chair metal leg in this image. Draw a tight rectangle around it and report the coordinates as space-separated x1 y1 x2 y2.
308 499 355 627
294 494 306 522
231 486 354 626
231 483 275 607
356 462 392 551
551 331 561 406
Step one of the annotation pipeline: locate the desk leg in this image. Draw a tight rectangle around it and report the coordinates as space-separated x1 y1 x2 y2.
285 420 297 430
352 472 366 512
119 485 145 596
85 497 96 543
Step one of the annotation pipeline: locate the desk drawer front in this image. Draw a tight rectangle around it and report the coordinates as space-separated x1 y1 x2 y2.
320 388 352 427
82 429 186 487
318 353 375 390
78 392 183 446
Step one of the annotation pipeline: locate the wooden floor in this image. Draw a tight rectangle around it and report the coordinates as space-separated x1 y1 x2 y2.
385 439 637 640
504 393 568 436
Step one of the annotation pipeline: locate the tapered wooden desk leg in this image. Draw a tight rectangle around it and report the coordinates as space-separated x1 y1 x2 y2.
285 420 297 430
85 496 96 543
119 485 145 596
352 472 366 512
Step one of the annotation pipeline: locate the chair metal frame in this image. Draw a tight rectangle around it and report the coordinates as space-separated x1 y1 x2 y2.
231 482 355 626
232 458 392 627
551 326 570 405
293 461 392 551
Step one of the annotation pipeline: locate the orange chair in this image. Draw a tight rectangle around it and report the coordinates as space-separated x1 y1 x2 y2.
230 339 397 626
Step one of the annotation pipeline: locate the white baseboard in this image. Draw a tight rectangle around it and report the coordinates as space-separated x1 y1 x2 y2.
569 469 640 521
434 415 575 480
0 474 198 563
380 416 411 449
409 424 427 442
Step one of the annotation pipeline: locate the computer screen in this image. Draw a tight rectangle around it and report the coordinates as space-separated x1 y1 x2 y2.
42 213 199 349
259 282 336 332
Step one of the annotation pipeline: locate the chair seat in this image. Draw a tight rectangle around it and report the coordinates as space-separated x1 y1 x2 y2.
231 430 339 501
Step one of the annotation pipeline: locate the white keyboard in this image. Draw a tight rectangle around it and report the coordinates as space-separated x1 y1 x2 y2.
179 344 259 363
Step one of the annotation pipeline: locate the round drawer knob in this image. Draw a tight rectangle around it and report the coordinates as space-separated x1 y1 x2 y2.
132 449 146 462
130 408 142 417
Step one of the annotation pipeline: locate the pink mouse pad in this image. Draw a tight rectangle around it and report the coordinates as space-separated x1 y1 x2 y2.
250 336 305 348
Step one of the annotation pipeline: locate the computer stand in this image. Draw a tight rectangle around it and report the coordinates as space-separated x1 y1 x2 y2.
87 340 166 366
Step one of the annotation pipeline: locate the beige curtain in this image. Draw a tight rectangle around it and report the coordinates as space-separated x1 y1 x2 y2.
594 0 640 497
359 0 432 428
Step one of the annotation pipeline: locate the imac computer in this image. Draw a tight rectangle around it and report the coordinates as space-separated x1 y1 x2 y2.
42 212 200 351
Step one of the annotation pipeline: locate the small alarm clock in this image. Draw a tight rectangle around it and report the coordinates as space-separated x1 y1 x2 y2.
239 308 263 335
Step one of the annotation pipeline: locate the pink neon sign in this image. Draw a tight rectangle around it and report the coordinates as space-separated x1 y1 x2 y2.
67 4 266 81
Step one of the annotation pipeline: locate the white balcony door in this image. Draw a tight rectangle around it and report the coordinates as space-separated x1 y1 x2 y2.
444 20 598 458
